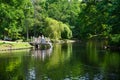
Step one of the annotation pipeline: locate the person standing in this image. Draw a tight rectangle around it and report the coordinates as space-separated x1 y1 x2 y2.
41 35 46 44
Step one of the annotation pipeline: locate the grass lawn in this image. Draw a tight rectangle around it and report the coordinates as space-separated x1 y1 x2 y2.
0 40 32 50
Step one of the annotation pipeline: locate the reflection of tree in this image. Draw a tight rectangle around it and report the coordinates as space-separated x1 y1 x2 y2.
86 40 99 65
0 51 29 80
0 42 119 80
86 40 120 80
101 52 120 73
47 43 72 68
29 43 74 80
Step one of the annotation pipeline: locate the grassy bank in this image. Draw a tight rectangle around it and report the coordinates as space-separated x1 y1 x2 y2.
0 39 78 51
0 40 32 51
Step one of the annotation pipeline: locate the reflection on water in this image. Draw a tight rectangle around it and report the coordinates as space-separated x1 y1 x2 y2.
30 48 52 61
63 73 103 80
0 40 119 80
28 68 36 80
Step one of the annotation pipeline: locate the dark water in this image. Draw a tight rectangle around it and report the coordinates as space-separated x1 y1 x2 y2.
0 40 119 80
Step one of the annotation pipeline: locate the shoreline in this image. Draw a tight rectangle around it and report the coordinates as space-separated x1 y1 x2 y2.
0 40 32 52
0 39 81 51
0 47 32 51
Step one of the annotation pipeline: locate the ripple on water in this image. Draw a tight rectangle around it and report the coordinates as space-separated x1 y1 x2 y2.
28 68 36 80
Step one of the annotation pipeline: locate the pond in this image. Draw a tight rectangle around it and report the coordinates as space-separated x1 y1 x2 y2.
0 40 119 80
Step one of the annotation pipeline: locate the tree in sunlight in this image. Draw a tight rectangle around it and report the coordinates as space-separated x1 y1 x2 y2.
44 18 72 39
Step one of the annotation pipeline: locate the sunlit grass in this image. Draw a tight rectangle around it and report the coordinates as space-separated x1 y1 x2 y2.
0 41 32 50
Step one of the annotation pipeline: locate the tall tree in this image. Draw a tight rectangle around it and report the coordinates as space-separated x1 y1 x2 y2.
0 0 33 40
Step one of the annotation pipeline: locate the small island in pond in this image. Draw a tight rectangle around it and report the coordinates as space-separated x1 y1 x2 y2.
29 35 52 50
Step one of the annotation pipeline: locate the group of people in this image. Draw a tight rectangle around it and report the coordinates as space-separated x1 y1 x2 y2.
31 34 52 48
33 35 50 44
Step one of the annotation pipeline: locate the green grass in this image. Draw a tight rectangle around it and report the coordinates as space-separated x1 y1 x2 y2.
0 41 32 50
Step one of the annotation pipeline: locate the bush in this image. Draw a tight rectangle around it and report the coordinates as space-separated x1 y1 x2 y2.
109 34 120 47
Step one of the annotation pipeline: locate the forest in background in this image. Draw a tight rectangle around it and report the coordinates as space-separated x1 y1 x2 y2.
0 0 120 45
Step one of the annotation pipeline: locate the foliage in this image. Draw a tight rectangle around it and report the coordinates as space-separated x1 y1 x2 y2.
109 34 120 47
44 18 72 39
75 1 110 39
0 0 120 45
0 0 34 40
39 44 51 50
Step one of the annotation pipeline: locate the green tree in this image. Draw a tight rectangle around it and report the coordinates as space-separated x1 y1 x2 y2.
44 18 72 39
75 0 111 39
0 0 33 40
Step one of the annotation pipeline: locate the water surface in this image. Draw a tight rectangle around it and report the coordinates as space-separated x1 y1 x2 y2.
0 40 119 80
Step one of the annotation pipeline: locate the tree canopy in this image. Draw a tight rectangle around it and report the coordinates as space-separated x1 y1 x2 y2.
0 0 120 42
